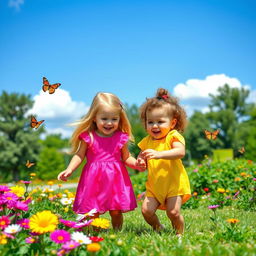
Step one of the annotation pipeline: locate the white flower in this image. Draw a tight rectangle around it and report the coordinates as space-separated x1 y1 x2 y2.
76 208 97 222
60 198 73 205
71 231 91 244
4 224 22 234
40 193 47 197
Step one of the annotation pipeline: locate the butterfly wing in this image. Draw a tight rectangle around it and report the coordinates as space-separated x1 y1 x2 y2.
211 129 220 140
204 130 212 140
30 116 38 128
238 147 245 154
42 77 50 92
35 120 44 129
26 160 35 168
48 83 61 94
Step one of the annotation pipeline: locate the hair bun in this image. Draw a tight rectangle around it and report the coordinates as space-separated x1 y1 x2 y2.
156 88 170 98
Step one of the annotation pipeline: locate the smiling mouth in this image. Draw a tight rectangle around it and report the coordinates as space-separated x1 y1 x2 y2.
103 127 113 131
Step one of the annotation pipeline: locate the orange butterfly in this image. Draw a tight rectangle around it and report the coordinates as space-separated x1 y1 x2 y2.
42 77 61 94
26 160 35 168
204 129 220 140
238 147 245 154
30 116 44 129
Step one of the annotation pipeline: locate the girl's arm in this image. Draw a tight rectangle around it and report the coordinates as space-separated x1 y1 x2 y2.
57 141 87 181
141 141 185 160
121 144 146 171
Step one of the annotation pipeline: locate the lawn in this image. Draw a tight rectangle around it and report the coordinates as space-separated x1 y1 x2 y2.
93 203 256 256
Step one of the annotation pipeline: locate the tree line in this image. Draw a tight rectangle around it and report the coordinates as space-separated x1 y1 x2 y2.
0 84 255 182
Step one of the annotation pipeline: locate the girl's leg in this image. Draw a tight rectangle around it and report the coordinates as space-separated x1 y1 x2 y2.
109 210 123 230
166 196 184 235
141 196 162 231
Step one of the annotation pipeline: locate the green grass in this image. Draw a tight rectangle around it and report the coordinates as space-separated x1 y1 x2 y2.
92 203 256 256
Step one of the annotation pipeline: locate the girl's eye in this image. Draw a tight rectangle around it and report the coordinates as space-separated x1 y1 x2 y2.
148 121 153 125
101 118 107 121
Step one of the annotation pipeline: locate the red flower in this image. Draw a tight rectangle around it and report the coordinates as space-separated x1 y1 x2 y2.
203 188 209 192
89 236 104 242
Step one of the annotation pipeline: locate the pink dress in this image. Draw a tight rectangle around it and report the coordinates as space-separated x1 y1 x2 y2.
73 130 137 214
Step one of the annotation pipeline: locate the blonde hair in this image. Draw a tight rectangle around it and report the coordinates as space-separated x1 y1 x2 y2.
139 88 187 132
70 92 134 154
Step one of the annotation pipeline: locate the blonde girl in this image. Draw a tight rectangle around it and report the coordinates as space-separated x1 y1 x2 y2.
58 92 145 230
137 88 191 235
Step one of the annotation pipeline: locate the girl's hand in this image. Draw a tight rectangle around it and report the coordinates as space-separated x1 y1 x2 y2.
57 169 73 182
136 158 147 172
142 149 161 160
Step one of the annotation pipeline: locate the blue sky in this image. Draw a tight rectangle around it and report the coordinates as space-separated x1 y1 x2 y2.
1 0 256 137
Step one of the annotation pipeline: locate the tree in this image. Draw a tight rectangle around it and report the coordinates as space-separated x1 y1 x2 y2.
125 104 147 158
185 84 254 161
37 147 66 180
207 84 253 155
37 134 70 180
0 91 43 182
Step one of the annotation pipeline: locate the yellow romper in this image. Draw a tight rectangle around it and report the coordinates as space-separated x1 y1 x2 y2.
138 130 191 210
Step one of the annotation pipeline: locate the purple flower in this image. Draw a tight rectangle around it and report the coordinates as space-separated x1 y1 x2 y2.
208 205 220 209
17 218 30 229
233 191 240 198
50 230 71 244
62 240 80 250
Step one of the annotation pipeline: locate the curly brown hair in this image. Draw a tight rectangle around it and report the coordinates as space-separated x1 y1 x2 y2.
139 88 187 132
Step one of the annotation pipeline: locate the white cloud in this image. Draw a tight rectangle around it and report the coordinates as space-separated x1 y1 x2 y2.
173 74 254 116
27 89 89 138
8 0 24 11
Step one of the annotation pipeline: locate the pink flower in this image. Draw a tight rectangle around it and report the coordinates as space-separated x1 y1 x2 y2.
17 218 30 229
25 236 37 243
62 240 80 250
2 192 19 203
14 201 29 211
193 169 198 172
208 205 220 210
253 178 256 181
212 179 219 183
73 219 93 229
0 216 11 229
0 185 10 193
50 230 71 244
20 181 32 184
60 219 77 228
233 191 240 198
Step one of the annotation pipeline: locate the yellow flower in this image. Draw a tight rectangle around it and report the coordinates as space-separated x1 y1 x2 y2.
217 188 225 193
30 173 36 177
87 243 101 252
58 184 63 188
0 234 7 245
64 207 69 213
234 177 241 181
240 172 247 177
29 210 58 234
91 218 110 229
193 192 198 196
10 185 25 197
226 218 240 224
47 181 54 186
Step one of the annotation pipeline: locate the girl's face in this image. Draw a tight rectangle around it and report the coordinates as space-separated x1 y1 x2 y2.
94 106 120 136
146 106 177 140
